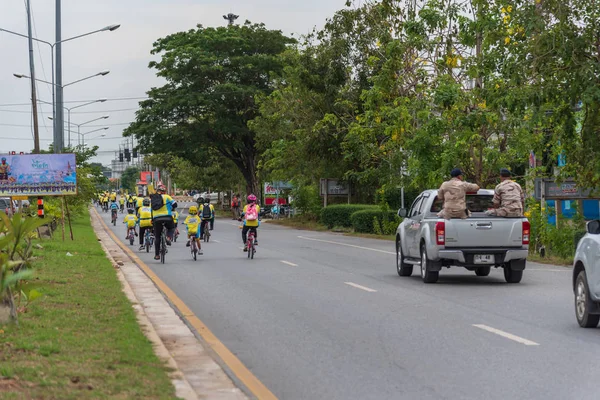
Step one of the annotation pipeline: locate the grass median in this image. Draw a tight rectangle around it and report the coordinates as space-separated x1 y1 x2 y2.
0 211 176 399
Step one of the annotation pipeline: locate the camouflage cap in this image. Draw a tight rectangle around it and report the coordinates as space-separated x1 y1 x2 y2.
450 168 463 177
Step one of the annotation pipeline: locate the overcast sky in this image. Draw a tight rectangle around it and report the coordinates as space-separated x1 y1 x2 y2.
0 0 347 165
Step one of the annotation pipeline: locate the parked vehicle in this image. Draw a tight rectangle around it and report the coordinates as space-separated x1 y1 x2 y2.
572 220 600 328
396 189 530 284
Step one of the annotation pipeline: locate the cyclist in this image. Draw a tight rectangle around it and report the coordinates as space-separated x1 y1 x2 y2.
172 206 180 239
110 191 117 203
150 184 177 260
102 193 110 211
123 207 138 239
119 195 125 213
136 195 145 213
199 197 214 240
110 200 119 222
126 193 134 209
184 205 203 255
137 198 153 251
240 194 260 252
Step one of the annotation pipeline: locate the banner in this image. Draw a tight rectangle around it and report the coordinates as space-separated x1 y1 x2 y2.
0 154 77 196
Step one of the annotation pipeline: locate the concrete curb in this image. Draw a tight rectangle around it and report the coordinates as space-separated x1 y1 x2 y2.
90 209 247 400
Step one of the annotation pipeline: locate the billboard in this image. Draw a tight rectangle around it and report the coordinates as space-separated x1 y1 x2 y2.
0 154 77 196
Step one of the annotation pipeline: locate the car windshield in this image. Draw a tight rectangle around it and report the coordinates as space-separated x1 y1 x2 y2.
430 194 494 213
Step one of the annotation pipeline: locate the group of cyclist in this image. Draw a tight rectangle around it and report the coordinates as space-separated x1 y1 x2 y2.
97 188 261 259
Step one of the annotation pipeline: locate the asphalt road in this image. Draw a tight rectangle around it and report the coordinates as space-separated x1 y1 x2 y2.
99 206 600 400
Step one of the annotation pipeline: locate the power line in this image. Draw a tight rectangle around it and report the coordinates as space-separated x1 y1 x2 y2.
0 122 133 128
0 107 139 114
0 96 149 108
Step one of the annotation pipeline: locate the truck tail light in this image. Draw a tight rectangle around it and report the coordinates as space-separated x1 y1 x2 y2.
435 221 445 245
522 221 530 245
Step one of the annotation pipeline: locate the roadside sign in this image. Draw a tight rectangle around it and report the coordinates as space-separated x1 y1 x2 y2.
12 196 28 200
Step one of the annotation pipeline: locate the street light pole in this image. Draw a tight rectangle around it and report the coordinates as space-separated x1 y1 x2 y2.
55 0 64 153
26 0 40 153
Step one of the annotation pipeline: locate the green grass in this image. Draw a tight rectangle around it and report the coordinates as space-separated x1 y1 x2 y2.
0 211 176 399
528 253 572 267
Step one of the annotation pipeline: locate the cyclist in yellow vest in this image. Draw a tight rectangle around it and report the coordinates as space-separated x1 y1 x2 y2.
151 185 177 260
137 198 153 251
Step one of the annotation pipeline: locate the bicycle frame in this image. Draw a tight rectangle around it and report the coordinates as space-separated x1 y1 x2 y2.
247 230 256 259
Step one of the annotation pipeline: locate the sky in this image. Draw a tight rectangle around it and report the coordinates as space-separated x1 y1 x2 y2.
0 0 349 166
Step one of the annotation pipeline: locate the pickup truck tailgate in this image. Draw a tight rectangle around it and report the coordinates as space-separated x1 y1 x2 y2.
444 218 524 248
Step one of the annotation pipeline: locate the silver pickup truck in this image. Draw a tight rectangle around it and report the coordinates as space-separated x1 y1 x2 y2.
396 189 529 284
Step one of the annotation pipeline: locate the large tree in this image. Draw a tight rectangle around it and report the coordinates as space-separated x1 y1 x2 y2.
124 22 295 194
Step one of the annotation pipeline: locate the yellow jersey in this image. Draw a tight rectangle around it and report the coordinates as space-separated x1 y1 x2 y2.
152 194 175 219
136 197 144 210
123 214 138 228
199 204 215 221
184 215 201 235
138 206 153 228
172 211 179 223
243 204 260 227
119 197 125 205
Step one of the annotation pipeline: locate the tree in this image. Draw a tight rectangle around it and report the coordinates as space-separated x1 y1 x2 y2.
120 167 140 193
124 22 295 195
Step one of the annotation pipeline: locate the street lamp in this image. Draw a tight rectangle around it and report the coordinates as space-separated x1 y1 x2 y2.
14 70 110 88
80 127 108 148
39 98 107 147
0 24 120 152
49 115 109 146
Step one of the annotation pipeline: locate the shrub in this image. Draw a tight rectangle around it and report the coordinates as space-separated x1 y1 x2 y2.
350 209 400 234
290 184 322 218
321 204 378 228
375 185 420 211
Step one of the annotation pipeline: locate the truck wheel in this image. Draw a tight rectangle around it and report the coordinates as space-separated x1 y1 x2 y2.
503 261 524 283
420 245 439 284
575 270 600 328
475 267 491 277
396 238 413 277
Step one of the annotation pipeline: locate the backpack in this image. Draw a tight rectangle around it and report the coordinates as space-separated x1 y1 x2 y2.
202 203 212 219
245 204 258 221
150 193 164 211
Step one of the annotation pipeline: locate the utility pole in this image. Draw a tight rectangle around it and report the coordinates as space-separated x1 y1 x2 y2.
223 13 239 26
26 0 40 154
55 0 64 153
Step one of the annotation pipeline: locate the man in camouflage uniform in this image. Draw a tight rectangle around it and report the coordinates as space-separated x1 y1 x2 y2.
485 168 524 217
437 168 481 219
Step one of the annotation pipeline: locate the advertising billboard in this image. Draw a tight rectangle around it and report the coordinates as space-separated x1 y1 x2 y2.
0 154 77 196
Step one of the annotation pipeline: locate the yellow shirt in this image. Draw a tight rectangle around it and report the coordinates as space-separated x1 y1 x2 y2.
102 196 109 203
123 214 138 228
136 197 144 209
110 193 117 201
184 215 201 235
138 206 153 228
243 204 260 227
119 197 125 205
152 194 174 219
172 211 179 223
199 204 215 221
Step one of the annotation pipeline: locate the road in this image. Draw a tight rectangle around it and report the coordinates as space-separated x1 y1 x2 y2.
99 206 600 400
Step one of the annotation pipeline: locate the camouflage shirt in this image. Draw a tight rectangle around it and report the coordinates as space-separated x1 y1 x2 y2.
437 178 480 219
491 179 524 217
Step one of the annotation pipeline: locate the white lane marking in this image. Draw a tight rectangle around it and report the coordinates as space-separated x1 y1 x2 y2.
344 282 377 293
298 236 395 255
212 240 221 243
280 260 298 267
473 324 539 346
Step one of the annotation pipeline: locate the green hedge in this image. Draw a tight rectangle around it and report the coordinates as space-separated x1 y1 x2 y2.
350 209 401 234
321 204 378 229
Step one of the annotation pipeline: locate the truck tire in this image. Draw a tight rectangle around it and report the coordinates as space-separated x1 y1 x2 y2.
396 238 413 277
503 260 524 283
475 267 491 277
420 245 439 284
575 270 600 328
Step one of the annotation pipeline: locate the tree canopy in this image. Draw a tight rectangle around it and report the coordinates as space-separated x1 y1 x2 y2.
125 22 295 195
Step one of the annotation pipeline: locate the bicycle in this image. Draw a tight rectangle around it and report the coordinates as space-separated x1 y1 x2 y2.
127 228 136 246
246 230 256 259
190 235 200 261
174 228 179 243
202 221 211 243
111 210 117 226
160 228 167 264
144 230 154 253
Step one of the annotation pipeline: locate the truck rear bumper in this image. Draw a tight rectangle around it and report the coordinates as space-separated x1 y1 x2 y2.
437 249 528 266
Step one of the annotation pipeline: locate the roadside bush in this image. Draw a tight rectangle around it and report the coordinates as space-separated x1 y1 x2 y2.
321 204 378 228
350 209 400 234
375 185 420 211
290 184 322 219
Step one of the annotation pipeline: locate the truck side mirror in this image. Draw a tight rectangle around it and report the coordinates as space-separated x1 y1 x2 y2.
398 208 407 218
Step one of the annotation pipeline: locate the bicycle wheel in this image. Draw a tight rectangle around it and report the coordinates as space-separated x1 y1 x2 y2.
146 240 150 253
205 230 210 243
160 234 166 264
129 235 134 246
251 242 255 259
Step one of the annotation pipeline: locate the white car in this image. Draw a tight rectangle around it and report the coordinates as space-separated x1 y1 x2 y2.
573 220 600 328
193 192 219 205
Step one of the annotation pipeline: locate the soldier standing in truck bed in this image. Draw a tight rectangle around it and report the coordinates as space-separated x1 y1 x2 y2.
485 168 525 217
437 168 481 219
